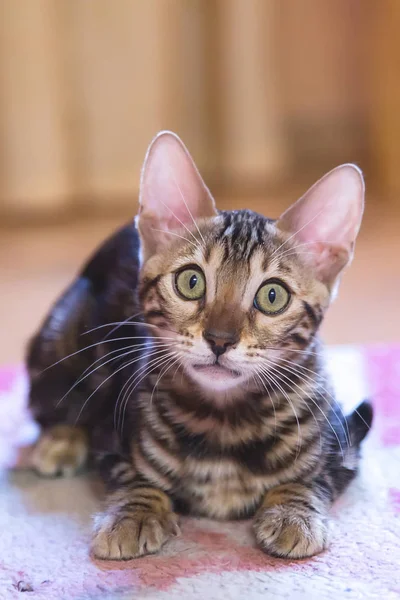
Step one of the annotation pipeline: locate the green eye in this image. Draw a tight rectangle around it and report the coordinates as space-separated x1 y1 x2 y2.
175 267 206 300
254 280 290 315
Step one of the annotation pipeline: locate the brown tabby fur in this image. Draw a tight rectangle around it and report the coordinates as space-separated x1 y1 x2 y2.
27 133 372 561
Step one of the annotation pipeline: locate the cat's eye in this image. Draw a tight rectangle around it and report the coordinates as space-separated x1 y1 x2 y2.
175 267 206 301
254 280 290 315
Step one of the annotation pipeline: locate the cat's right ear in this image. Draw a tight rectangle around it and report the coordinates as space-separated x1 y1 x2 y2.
276 164 365 291
137 131 217 261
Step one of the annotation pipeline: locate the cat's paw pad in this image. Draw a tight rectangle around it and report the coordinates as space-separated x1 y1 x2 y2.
31 426 88 477
91 510 180 560
253 504 328 559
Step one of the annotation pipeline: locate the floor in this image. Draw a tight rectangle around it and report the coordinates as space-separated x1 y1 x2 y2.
1 195 399 600
1 192 400 366
1 346 399 599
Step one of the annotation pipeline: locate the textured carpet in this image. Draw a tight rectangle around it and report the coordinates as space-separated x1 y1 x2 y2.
0 346 399 600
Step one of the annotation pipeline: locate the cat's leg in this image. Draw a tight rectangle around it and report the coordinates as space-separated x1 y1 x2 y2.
253 480 331 559
91 464 180 560
32 425 89 477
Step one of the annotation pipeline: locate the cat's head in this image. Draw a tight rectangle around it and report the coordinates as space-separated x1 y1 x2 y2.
137 132 364 397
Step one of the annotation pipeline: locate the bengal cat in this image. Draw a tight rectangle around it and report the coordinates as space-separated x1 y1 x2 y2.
27 131 372 561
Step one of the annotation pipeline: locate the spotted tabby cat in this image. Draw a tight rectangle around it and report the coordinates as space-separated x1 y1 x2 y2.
27 131 372 560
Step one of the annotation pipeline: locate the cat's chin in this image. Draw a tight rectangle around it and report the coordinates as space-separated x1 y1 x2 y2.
187 363 246 392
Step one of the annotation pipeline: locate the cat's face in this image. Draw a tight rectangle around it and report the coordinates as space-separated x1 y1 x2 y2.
140 210 328 393
137 132 364 398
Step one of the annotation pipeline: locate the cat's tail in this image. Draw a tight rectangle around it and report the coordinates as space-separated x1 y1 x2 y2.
347 400 373 446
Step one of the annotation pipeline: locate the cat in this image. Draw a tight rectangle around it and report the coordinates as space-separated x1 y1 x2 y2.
27 131 372 561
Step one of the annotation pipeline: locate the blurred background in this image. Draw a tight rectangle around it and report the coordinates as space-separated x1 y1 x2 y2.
1 0 400 363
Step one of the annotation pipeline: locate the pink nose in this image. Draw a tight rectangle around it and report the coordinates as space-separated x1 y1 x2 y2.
203 329 238 356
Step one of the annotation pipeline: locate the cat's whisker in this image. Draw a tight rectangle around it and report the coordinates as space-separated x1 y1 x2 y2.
170 171 207 247
74 347 175 426
257 365 302 461
61 344 174 412
144 321 180 338
252 370 278 436
157 196 203 252
263 347 322 357
77 341 173 384
262 359 345 459
151 228 199 250
82 321 152 336
149 355 182 407
266 355 350 445
260 359 322 449
115 350 174 427
104 313 146 340
40 335 176 374
276 240 337 260
114 349 179 430
83 318 180 342
80 311 146 337
258 364 324 456
261 365 324 455
274 356 351 444
172 360 183 381
120 353 179 435
270 206 325 258
273 251 319 260
117 352 179 434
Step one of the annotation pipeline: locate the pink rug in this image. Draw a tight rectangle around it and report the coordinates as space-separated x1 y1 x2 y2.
0 346 399 600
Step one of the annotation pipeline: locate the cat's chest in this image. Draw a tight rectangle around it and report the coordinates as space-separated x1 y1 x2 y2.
134 425 302 519
136 389 317 519
176 456 269 518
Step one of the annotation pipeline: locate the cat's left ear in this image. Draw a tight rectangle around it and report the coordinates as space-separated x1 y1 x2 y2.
137 131 217 261
276 164 365 290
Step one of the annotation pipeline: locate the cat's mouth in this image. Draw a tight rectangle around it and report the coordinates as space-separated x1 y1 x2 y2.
189 362 243 391
192 363 241 378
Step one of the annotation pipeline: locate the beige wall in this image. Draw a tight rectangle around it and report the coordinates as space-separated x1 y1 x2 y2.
0 1 384 219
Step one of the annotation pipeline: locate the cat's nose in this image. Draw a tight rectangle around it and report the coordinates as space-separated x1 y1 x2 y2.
203 329 238 357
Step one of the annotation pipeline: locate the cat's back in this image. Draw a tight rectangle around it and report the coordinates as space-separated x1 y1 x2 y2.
27 221 143 429
79 220 141 296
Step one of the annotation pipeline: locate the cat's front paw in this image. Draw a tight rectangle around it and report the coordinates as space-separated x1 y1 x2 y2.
31 425 88 477
253 503 328 559
91 509 180 560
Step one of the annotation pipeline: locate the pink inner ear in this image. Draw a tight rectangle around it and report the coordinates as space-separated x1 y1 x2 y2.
139 131 217 235
277 164 365 286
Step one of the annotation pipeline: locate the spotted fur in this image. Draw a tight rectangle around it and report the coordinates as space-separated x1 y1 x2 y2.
27 132 372 561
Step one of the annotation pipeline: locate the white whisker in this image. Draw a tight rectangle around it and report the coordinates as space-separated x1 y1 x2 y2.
63 344 173 414
170 171 206 247
277 240 337 260
259 366 323 455
264 347 321 357
158 196 203 251
151 228 199 250
120 353 179 435
260 365 323 453
149 355 181 407
172 360 183 381
258 365 302 461
114 352 170 429
262 359 345 459
74 347 174 426
114 349 178 430
252 370 278 436
275 356 350 444
77 341 173 383
274 251 318 260
271 207 325 258
41 335 175 374
81 314 148 338
118 352 179 434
